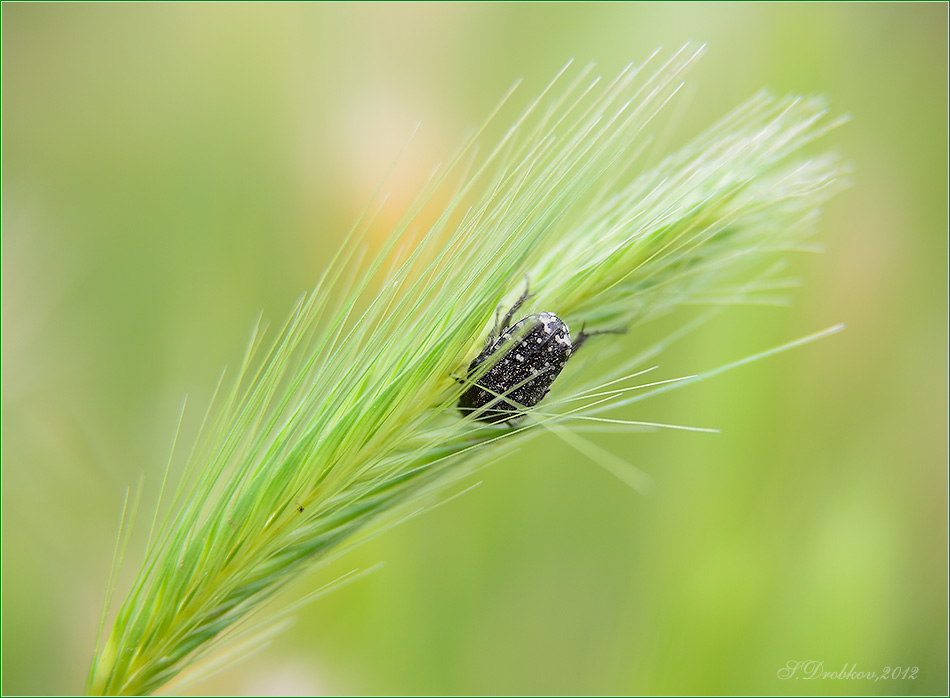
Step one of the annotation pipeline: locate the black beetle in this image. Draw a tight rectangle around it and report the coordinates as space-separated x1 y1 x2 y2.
458 286 623 423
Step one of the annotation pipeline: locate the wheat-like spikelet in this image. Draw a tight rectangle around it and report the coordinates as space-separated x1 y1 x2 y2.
88 45 847 695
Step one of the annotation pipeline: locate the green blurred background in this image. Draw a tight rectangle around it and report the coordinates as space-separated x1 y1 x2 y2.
2 3 947 695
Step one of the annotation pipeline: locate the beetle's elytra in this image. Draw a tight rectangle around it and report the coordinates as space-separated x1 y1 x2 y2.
458 287 623 424
458 311 573 423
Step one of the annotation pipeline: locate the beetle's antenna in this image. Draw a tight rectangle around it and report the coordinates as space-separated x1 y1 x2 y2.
573 325 627 352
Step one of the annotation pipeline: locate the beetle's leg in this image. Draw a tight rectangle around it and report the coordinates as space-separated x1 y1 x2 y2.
572 324 627 352
484 303 504 346
487 277 532 343
496 278 531 334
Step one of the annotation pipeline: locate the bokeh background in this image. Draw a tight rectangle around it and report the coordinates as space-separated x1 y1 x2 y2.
3 3 947 695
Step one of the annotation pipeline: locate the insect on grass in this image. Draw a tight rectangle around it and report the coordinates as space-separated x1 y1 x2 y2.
458 283 626 423
88 46 848 696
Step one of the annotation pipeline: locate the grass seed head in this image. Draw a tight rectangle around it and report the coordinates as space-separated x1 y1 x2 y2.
88 46 848 696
